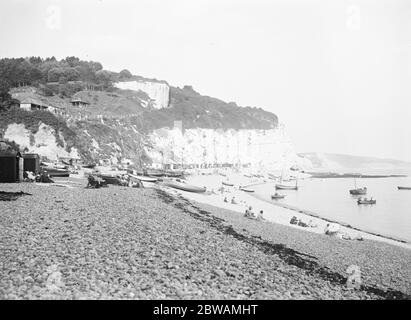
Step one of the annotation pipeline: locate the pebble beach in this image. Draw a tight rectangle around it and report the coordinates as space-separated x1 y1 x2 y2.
1 180 410 300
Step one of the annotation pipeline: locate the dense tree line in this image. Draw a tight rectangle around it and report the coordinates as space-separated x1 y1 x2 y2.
0 56 134 107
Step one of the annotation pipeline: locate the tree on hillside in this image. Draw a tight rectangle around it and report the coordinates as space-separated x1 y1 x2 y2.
65 56 80 68
96 70 113 90
119 69 133 79
0 79 12 111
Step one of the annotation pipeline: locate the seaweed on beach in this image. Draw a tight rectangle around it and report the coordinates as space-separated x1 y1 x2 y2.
155 188 411 300
0 191 32 201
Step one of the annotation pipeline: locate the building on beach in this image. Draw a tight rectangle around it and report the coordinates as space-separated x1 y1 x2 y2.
22 153 40 173
0 151 23 183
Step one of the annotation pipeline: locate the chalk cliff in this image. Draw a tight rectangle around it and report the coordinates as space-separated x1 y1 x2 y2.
146 124 311 171
114 80 170 109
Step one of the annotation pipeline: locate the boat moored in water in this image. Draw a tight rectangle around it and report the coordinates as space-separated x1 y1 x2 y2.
349 187 367 195
357 197 376 205
271 193 286 199
349 178 367 195
275 184 298 190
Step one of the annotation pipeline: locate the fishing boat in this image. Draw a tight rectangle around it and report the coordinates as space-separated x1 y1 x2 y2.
42 167 70 177
82 163 96 169
398 186 411 190
350 187 367 195
128 174 158 183
41 162 67 169
349 178 367 195
357 198 376 205
271 193 286 200
275 184 298 190
275 170 298 190
239 187 254 193
164 170 185 178
163 180 206 193
100 174 122 185
222 181 234 187
136 169 165 177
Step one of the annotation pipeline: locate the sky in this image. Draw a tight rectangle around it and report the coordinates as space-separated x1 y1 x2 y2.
0 0 410 161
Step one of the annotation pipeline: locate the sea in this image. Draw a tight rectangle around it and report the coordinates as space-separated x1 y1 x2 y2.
252 170 411 243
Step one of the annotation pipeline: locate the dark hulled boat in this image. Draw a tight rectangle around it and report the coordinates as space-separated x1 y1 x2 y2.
398 186 411 190
275 184 298 190
349 187 367 195
271 193 286 200
349 178 367 195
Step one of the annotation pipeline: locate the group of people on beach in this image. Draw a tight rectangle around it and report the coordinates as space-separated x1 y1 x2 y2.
289 216 317 228
222 195 264 221
244 206 264 221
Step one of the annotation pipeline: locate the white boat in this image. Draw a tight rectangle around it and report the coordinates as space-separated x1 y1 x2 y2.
128 174 158 182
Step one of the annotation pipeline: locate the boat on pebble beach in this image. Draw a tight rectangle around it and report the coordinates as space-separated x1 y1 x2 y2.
128 174 158 182
163 180 206 193
239 187 255 193
222 181 234 187
42 167 70 177
397 186 411 190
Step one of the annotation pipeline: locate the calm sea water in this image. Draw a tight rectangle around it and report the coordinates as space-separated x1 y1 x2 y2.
253 176 411 242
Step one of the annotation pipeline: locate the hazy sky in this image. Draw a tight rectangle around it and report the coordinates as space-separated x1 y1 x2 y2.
0 0 410 161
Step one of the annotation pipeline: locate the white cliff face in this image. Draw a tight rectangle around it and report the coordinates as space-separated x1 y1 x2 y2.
115 81 170 109
146 123 311 171
4 123 80 160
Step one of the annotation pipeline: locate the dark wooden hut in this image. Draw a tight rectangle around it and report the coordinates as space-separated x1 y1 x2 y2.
0 151 23 182
22 153 40 173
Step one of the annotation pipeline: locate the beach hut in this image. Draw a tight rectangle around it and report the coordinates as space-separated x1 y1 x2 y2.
0 151 23 182
22 153 40 173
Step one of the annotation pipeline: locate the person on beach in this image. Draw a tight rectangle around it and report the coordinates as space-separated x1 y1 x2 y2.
244 206 253 218
257 210 264 221
290 216 298 225
231 197 237 204
224 197 228 203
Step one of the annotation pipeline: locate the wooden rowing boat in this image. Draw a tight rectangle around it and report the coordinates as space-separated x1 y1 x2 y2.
164 180 206 193
222 181 234 187
129 174 158 182
398 186 411 190
239 187 254 193
357 198 376 205
271 193 286 199
42 167 70 177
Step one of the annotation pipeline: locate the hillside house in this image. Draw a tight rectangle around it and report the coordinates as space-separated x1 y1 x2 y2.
19 98 49 111
71 99 90 108
15 98 65 116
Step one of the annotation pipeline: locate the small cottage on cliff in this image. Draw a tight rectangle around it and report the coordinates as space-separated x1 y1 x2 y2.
70 99 90 108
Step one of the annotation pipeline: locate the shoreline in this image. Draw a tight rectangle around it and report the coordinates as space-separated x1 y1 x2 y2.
181 174 411 250
157 185 411 298
248 188 409 245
